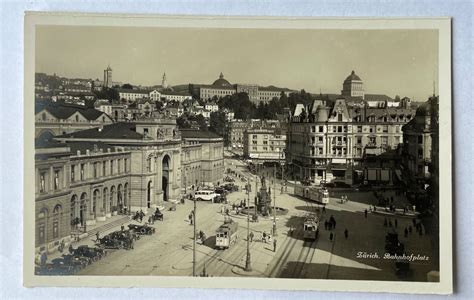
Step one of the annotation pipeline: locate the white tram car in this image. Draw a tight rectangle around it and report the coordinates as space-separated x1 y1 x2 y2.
303 215 320 240
215 219 239 249
294 186 330 204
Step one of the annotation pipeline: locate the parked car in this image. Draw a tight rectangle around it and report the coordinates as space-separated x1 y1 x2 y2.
73 245 106 261
128 224 156 235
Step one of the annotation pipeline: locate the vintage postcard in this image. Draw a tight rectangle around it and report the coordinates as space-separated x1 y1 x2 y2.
24 13 452 294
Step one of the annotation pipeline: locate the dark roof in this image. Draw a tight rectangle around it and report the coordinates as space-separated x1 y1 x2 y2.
58 122 143 140
344 70 362 82
180 129 222 139
259 85 294 92
35 101 105 120
212 73 231 87
35 136 65 149
116 88 149 94
162 91 191 96
364 94 394 102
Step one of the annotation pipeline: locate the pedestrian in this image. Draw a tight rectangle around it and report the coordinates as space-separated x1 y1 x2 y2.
59 239 65 253
139 214 143 223
35 252 41 266
394 219 398 228
324 220 328 230
189 213 193 225
374 206 377 212
262 231 267 243
364 209 368 218
96 231 100 241
121 224 125 232
273 239 277 252
329 232 334 241
344 228 349 239
69 244 74 254
249 231 254 242
384 218 388 227
40 251 47 266
341 196 344 204
404 227 408 238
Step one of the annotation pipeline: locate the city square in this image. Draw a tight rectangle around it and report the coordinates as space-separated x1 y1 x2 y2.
31 24 440 284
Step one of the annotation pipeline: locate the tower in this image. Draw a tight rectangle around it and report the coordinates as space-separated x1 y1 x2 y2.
341 70 364 99
103 65 113 88
162 73 168 89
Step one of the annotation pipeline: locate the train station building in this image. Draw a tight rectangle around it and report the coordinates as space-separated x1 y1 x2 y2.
34 115 224 254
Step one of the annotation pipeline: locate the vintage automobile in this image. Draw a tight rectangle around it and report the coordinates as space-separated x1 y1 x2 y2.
224 176 235 182
36 258 81 275
61 254 91 267
128 224 156 235
73 245 106 261
107 231 137 248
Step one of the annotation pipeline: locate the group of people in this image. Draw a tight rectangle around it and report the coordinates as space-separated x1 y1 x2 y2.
260 231 277 252
133 210 146 223
383 217 398 228
324 215 337 231
340 195 349 203
403 218 424 238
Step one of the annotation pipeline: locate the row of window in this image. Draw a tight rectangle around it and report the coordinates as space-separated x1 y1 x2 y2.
39 169 62 193
71 158 128 182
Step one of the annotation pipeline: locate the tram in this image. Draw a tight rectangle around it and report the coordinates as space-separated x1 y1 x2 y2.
303 215 320 240
294 185 330 205
215 218 239 249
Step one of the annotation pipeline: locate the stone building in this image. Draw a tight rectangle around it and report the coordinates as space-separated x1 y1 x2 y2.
34 115 225 253
35 101 113 138
188 73 295 104
243 128 286 163
287 97 415 185
180 129 225 189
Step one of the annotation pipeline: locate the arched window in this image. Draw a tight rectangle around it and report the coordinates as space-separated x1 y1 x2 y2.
53 204 62 214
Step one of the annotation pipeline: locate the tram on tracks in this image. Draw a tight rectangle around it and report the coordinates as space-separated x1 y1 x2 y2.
215 218 239 249
303 214 320 240
294 185 330 204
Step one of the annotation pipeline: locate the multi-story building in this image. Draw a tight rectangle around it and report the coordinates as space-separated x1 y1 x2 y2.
286 71 416 185
117 88 150 102
161 90 193 102
35 114 225 253
401 96 438 188
243 128 286 162
189 73 295 105
228 119 284 151
180 129 225 189
35 101 114 138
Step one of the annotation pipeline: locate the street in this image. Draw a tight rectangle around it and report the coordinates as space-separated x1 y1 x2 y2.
76 155 435 281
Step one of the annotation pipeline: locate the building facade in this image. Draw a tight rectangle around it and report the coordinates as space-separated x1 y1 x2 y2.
243 128 286 162
180 129 225 188
103 66 113 88
189 73 295 104
287 97 415 185
35 101 114 138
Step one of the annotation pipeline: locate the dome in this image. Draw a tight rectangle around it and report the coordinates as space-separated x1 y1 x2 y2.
212 72 231 87
344 70 362 82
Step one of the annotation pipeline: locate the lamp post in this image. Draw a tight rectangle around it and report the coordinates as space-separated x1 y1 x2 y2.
245 178 252 271
272 165 277 237
192 193 196 276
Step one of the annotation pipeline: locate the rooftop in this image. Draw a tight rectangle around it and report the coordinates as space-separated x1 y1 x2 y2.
58 122 144 140
35 101 106 120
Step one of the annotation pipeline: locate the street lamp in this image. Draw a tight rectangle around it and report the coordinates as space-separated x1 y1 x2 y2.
192 191 197 276
245 178 252 272
272 165 277 237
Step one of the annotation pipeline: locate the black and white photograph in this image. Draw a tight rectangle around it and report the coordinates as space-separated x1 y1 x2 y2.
23 14 452 293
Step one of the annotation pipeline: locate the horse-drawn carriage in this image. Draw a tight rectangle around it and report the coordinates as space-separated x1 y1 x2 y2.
128 224 156 235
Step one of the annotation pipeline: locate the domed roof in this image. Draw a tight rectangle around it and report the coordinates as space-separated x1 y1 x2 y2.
212 72 231 87
344 70 362 82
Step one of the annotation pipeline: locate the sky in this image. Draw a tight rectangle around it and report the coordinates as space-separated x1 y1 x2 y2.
35 26 438 101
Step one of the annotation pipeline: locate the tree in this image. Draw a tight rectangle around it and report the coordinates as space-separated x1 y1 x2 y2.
209 111 227 136
121 83 133 89
94 87 119 102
